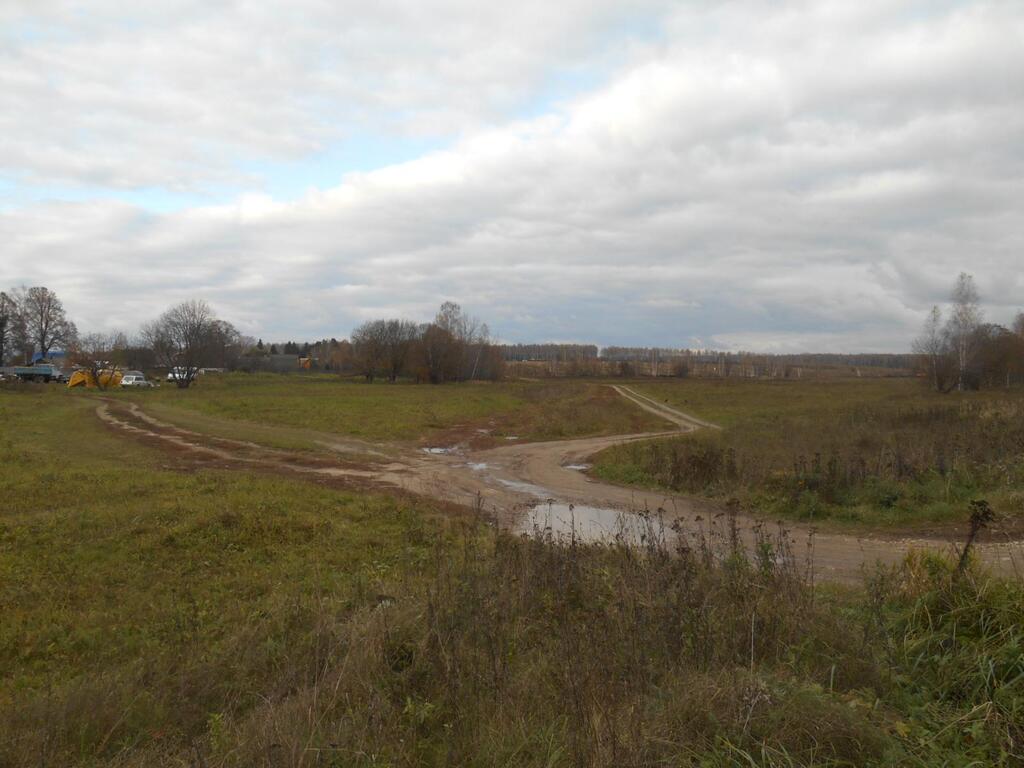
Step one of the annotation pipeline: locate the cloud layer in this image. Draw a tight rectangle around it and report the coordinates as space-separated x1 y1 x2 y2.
2 0 1022 350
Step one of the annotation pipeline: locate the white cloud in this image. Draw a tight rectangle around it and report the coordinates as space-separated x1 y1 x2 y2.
1 0 1023 351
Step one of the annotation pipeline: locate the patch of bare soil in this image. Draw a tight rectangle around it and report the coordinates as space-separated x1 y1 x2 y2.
96 400 397 490
94 390 1024 583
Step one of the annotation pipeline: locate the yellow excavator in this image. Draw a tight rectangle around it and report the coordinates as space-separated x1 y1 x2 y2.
67 369 124 388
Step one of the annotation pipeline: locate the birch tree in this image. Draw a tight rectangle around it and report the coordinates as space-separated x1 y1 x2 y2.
944 273 982 391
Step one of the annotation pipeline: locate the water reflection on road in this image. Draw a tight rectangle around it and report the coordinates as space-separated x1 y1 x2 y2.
514 502 672 545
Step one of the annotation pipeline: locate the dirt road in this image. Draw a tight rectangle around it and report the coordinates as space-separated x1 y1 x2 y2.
96 388 1022 582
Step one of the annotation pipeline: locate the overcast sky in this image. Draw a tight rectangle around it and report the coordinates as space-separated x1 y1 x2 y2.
2 1 1022 351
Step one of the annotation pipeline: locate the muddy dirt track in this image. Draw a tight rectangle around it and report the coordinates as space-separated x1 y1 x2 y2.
96 386 1023 583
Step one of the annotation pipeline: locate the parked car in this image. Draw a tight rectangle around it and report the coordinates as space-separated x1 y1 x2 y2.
121 373 152 388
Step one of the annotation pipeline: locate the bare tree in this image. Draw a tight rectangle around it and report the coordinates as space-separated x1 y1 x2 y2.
381 319 419 382
467 321 492 380
912 305 948 392
206 320 246 370
69 332 128 390
1014 311 1024 338
432 301 498 381
351 320 388 382
416 322 461 383
971 323 1024 388
0 291 25 365
141 300 222 388
945 273 982 392
19 286 76 360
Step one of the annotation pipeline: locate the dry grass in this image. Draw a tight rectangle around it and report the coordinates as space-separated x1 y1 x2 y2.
596 379 1024 526
115 374 668 447
4 382 1023 767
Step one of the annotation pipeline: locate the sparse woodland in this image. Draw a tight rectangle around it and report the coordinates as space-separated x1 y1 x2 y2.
913 273 1024 391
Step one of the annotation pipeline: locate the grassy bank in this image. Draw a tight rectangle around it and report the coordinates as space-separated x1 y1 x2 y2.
594 379 1024 527
120 374 668 447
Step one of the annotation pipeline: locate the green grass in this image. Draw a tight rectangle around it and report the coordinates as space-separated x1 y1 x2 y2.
118 373 668 446
594 378 1024 528
630 377 931 427
0 385 457 763
2 383 1022 766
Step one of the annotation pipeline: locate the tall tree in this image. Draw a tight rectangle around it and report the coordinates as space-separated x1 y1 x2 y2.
20 286 76 359
382 319 419 382
945 272 982 392
141 300 223 388
0 291 24 365
351 319 388 382
416 322 460 384
912 305 948 392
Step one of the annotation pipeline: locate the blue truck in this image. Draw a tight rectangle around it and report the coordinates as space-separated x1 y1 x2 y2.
5 363 65 383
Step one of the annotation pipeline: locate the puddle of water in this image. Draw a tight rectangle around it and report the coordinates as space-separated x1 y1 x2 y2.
564 463 590 471
496 477 551 499
421 447 455 455
515 503 669 544
467 462 489 471
504 436 519 440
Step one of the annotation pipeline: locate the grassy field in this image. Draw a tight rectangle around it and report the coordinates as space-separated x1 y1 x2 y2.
118 373 668 448
2 382 1023 766
594 378 1024 527
0 385 458 764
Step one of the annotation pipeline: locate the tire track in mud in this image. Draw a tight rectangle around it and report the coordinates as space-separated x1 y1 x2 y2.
95 393 1023 583
95 400 397 483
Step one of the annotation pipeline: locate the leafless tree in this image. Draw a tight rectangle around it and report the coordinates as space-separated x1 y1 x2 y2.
70 332 128 390
19 286 76 360
944 273 982 392
912 305 949 392
971 323 1024 388
206 320 246 370
432 301 498 380
416 322 461 383
141 300 223 388
351 319 388 382
381 319 419 382
1013 311 1024 338
0 291 26 365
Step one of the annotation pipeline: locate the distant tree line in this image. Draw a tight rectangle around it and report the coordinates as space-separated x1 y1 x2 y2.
914 273 1024 391
497 343 907 379
6 277 1021 391
1 287 249 389
235 302 504 384
348 302 503 383
497 344 599 362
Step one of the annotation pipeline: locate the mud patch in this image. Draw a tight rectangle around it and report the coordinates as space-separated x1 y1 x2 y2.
95 400 390 489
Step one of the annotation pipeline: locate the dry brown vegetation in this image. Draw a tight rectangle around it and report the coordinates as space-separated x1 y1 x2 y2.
4 382 1024 767
595 380 1024 527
